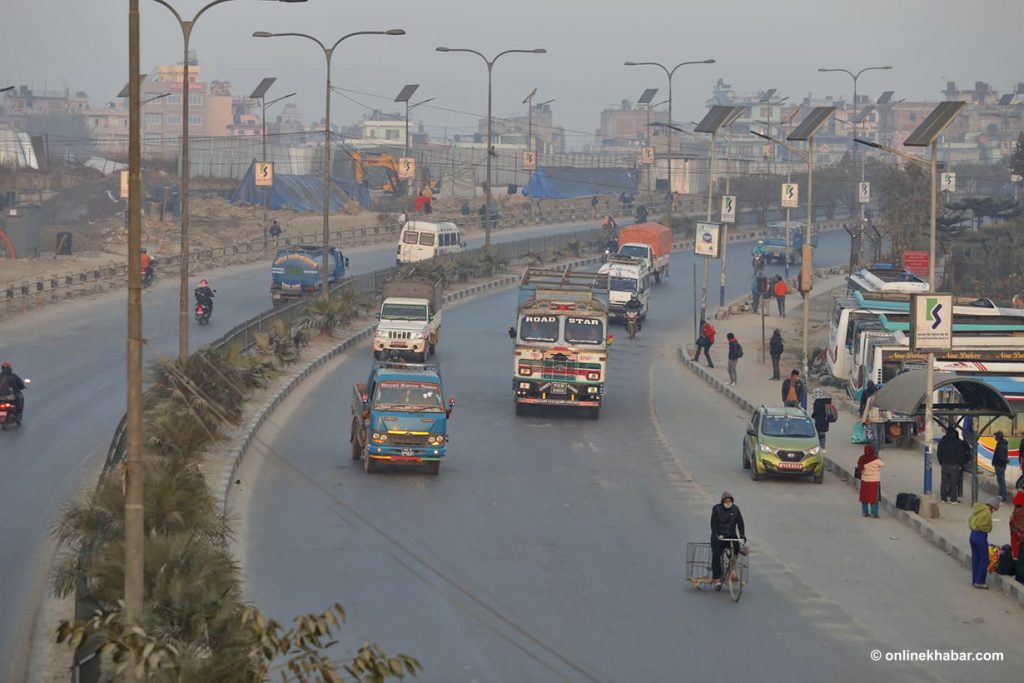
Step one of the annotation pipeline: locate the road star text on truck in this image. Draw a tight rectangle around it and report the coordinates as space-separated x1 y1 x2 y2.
373 276 444 361
508 268 611 419
616 222 672 282
350 361 455 475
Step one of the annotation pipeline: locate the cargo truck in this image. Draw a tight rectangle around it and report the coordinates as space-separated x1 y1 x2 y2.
508 268 611 419
616 222 672 282
270 244 348 304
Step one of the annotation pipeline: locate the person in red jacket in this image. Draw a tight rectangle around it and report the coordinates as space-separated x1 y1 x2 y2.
693 319 716 367
1010 490 1024 563
773 275 788 318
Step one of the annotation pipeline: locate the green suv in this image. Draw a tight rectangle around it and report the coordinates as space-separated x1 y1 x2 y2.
742 406 824 483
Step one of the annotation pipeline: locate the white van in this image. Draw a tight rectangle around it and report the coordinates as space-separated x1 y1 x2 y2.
396 220 465 264
598 255 651 320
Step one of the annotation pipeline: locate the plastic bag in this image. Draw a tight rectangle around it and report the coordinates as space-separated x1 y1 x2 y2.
851 421 869 444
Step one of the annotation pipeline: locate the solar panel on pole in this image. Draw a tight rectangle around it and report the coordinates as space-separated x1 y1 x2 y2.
904 101 966 147
638 88 658 105
788 106 836 141
249 77 276 100
395 83 420 103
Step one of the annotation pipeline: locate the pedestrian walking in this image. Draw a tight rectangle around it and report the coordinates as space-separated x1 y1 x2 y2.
591 195 599 218
726 333 743 385
461 200 471 218
773 275 788 317
769 329 784 380
811 388 836 449
269 219 282 238
1009 490 1024 573
937 426 964 504
781 369 805 408
751 277 761 314
693 319 715 368
478 203 487 229
858 380 877 417
862 390 884 453
855 444 884 518
992 430 1009 502
968 496 1001 589
635 203 648 224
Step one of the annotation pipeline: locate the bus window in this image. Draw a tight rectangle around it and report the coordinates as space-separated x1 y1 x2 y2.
402 231 419 244
419 232 436 246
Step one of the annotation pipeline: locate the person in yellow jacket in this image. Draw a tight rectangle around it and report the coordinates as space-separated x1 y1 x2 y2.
968 496 1001 589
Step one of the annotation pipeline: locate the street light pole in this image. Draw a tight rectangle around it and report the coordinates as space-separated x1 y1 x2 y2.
257 28 405 300
699 130 717 323
436 46 547 247
125 0 144 630
624 59 715 214
818 65 892 275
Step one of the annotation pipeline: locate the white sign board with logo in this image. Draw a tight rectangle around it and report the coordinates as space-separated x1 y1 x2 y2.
255 162 274 187
640 146 655 165
941 172 956 193
858 181 870 204
522 151 537 170
398 157 416 180
720 195 736 223
910 293 953 351
781 183 799 208
694 222 721 258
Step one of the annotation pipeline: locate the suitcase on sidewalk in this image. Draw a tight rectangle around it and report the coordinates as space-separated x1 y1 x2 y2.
895 492 920 514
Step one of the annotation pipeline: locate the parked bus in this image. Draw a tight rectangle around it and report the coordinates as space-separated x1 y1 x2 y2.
846 264 929 294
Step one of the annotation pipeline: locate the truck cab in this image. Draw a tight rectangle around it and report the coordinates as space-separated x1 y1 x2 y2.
350 362 454 475
598 256 650 320
373 276 444 362
270 244 347 304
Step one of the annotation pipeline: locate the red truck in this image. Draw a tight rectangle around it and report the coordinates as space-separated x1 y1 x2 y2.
617 222 673 282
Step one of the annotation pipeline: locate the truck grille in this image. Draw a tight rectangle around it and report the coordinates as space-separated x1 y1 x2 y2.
387 330 412 340
388 433 429 446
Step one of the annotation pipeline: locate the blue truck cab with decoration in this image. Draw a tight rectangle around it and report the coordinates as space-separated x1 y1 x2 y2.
270 244 348 304
350 362 455 475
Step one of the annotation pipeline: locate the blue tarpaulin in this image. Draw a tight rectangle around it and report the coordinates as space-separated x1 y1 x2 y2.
521 167 638 199
230 161 371 211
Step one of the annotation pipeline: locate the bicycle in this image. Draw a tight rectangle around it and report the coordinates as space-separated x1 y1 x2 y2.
686 538 748 602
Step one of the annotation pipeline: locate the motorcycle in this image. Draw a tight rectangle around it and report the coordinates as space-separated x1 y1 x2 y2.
194 290 215 325
141 259 156 289
625 310 640 339
751 253 765 273
0 378 29 431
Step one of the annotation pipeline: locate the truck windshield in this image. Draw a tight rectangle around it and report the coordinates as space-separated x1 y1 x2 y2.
617 245 648 260
609 277 638 293
564 317 605 345
375 382 443 410
761 415 816 438
381 303 428 321
519 315 559 343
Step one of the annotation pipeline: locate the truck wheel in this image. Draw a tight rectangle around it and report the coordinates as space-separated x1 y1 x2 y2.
428 343 436 356
372 350 380 361
654 271 662 283
588 406 600 420
417 352 427 363
426 460 441 475
515 402 525 416
350 422 361 460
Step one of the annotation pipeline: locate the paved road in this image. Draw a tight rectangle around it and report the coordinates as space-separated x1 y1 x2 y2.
0 217 610 677
237 232 1011 682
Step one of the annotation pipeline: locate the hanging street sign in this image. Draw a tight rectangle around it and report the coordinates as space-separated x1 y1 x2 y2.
720 195 736 223
694 222 721 258
781 183 799 208
522 151 537 170
640 146 655 165
255 162 274 188
941 172 956 193
910 293 954 351
398 157 416 180
858 181 870 204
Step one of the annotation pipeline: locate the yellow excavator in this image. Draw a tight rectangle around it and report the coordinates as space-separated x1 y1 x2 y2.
351 151 439 195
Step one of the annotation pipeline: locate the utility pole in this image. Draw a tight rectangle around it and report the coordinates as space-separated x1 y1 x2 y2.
125 0 144 630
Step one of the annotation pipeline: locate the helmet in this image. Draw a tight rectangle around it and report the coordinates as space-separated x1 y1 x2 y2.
199 279 208 286
757 240 763 245
141 247 147 253
1 361 10 369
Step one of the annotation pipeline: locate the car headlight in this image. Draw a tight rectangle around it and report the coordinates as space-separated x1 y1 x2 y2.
411 332 425 340
428 435 444 445
806 446 821 455
758 443 777 454
518 382 531 389
371 432 388 443
518 366 532 376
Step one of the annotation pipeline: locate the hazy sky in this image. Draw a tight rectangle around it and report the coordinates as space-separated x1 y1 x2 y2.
4 0 1022 147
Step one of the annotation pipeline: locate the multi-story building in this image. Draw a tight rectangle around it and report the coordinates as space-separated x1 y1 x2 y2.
596 99 667 150
481 103 565 155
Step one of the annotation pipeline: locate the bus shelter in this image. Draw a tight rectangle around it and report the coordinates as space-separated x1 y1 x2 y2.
872 370 1015 506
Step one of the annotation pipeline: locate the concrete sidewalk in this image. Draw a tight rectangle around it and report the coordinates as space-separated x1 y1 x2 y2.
682 275 1024 605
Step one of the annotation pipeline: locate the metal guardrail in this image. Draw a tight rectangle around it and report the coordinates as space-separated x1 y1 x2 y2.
3 200 669 306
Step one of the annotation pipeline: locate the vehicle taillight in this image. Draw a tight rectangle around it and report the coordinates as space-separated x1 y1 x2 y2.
518 366 532 376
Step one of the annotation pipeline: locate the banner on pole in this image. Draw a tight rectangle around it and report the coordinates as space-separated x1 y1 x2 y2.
858 181 870 204
940 172 956 193
910 293 953 351
694 222 721 258
640 146 655 165
255 162 274 187
522 151 537 170
781 183 798 208
720 195 736 223
398 157 416 180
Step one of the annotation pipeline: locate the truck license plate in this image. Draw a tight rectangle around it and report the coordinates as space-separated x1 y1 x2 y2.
401 448 416 456
551 382 568 394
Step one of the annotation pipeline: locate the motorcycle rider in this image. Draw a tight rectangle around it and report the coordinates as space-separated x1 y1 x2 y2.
194 278 215 318
625 293 643 332
710 491 746 589
140 248 153 284
0 361 26 419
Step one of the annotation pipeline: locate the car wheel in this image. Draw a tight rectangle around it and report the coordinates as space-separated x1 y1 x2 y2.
813 471 824 484
363 450 377 473
741 446 750 470
750 456 762 481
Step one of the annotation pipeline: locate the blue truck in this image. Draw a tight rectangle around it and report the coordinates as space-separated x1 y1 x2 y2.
270 244 348 304
761 222 818 264
350 361 455 475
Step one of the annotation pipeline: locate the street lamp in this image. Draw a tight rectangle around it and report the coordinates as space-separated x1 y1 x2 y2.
436 46 546 247
149 0 307 363
752 106 835 382
624 59 715 213
818 65 892 276
522 89 554 156
256 27 405 299
855 100 966 509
